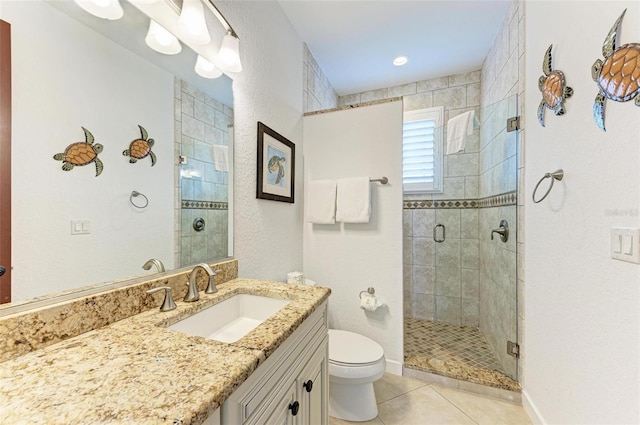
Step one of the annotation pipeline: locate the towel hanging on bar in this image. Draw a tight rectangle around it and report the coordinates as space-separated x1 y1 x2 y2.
336 177 371 223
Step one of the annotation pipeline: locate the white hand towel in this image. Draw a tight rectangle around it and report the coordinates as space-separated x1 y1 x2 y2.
212 145 229 172
446 111 477 155
306 180 337 224
336 177 371 223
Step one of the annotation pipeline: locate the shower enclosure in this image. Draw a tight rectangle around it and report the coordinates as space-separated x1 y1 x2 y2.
403 95 519 391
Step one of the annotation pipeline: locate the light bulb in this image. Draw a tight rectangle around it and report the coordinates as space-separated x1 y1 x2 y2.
178 0 211 45
195 55 222 79
145 20 182 55
393 56 408 66
218 32 242 73
73 0 123 20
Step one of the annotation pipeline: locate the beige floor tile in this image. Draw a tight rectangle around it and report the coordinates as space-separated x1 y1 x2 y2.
377 385 476 425
373 373 428 404
432 385 532 425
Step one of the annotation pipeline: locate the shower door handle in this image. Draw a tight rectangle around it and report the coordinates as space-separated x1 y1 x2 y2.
433 224 445 243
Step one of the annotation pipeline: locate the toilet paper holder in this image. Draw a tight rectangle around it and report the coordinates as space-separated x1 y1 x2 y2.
359 287 376 299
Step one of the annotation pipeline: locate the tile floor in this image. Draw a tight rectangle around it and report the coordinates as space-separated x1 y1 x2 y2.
329 373 532 425
405 318 504 372
404 318 519 391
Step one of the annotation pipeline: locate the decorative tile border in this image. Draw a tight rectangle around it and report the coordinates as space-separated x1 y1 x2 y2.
404 191 517 210
477 191 517 208
181 200 228 210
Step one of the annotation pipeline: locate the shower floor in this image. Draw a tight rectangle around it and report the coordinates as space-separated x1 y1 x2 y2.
404 317 520 392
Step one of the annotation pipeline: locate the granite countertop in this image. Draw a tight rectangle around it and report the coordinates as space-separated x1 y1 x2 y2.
0 279 330 425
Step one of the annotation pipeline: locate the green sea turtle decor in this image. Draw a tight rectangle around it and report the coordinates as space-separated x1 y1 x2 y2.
592 9 640 131
268 155 286 185
123 125 156 166
53 127 104 177
537 44 573 127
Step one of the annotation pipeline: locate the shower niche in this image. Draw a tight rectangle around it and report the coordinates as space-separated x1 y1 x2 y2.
403 95 520 391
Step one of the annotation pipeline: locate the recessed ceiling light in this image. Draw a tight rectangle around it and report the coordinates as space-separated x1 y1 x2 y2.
393 56 408 66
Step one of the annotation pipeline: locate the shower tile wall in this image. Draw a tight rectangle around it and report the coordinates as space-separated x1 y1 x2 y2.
339 71 482 326
303 44 339 113
174 79 232 267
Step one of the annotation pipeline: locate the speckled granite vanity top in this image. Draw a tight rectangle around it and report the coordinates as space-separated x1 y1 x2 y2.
0 279 330 425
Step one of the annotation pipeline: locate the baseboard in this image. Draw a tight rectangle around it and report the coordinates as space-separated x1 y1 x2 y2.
385 359 403 376
522 389 545 425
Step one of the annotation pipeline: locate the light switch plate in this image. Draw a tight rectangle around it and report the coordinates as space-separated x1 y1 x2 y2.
611 227 640 264
71 220 91 235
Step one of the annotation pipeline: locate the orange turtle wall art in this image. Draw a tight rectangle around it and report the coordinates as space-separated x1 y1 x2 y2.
53 127 104 177
123 125 156 166
537 44 573 127
591 9 640 131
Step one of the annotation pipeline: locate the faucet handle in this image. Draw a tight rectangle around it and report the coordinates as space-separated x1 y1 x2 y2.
146 286 177 312
205 269 222 294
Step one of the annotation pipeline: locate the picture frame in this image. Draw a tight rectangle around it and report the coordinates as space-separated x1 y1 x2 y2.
256 122 295 203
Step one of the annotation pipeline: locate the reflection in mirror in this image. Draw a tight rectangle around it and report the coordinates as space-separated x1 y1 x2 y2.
0 0 233 310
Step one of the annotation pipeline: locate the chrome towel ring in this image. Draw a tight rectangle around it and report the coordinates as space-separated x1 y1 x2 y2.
130 190 149 209
532 169 564 203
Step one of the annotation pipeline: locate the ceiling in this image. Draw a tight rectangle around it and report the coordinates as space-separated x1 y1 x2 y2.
278 0 511 96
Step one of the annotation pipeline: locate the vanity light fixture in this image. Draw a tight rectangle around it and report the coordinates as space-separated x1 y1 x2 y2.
393 56 408 66
218 30 242 72
145 20 182 55
195 55 223 79
74 0 124 20
178 0 211 45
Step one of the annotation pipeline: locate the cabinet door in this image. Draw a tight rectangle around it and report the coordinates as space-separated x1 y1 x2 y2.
256 380 298 425
299 341 328 425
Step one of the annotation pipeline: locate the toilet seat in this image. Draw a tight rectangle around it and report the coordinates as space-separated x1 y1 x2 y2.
328 329 384 365
328 330 385 383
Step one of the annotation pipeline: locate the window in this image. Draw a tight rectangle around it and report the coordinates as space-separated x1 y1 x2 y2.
402 106 444 193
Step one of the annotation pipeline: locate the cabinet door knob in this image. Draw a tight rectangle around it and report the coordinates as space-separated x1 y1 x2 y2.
288 401 299 416
0 266 5 277
303 380 313 392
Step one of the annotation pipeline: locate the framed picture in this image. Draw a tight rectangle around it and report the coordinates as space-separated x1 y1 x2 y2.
256 122 295 203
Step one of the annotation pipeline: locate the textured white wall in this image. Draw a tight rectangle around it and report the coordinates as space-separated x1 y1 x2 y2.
216 1 304 280
523 1 639 423
303 101 404 373
4 1 174 301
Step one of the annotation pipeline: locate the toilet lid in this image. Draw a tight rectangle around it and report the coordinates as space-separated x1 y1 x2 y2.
328 329 384 365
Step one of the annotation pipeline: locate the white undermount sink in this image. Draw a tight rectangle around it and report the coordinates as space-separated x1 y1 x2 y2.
168 294 291 343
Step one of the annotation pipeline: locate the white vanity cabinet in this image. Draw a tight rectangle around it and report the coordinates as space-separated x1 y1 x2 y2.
220 301 329 425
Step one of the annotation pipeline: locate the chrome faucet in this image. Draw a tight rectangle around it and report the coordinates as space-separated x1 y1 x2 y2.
142 258 165 273
184 264 219 302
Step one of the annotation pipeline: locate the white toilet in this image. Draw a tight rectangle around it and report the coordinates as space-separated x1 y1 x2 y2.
328 329 386 422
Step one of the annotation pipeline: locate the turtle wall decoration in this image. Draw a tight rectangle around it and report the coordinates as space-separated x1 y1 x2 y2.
123 125 156 166
591 9 640 131
537 44 573 127
53 127 104 177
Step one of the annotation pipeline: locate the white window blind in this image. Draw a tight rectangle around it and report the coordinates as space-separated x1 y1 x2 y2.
403 107 443 193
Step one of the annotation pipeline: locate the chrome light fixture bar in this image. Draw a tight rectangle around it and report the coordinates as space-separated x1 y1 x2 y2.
74 0 241 78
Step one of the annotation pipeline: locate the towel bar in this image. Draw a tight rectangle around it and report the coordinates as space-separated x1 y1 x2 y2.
532 169 563 203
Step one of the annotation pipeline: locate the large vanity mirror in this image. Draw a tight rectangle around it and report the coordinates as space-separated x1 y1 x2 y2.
0 0 234 310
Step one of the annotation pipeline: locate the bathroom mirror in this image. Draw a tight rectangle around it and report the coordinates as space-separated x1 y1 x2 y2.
0 0 234 310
